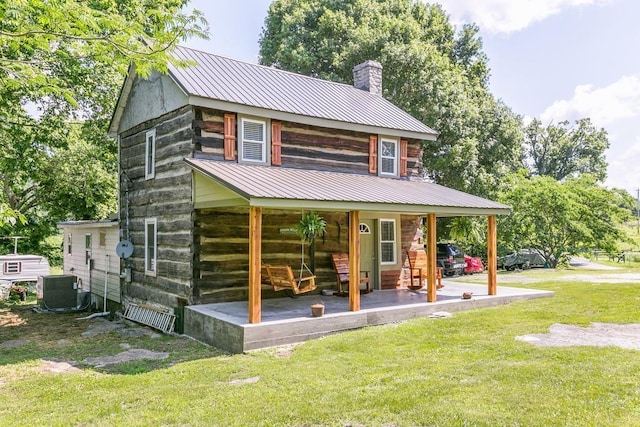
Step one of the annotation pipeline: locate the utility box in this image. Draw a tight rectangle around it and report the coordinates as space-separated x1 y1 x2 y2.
37 275 78 310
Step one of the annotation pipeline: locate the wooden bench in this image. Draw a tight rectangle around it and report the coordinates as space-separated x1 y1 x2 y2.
263 265 317 295
406 249 443 290
330 253 371 296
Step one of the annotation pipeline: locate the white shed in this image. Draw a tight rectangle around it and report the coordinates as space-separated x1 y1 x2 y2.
57 219 120 309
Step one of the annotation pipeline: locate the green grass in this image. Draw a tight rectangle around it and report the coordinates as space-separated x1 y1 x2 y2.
2 270 640 426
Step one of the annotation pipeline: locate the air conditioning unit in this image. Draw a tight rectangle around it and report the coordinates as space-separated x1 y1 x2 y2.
37 275 78 311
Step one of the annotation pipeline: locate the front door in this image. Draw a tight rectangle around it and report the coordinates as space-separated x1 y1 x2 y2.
359 219 378 289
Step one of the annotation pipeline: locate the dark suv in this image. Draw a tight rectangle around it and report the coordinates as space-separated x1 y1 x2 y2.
436 243 466 276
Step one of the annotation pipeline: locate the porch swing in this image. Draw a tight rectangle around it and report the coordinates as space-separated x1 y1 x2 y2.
263 212 325 296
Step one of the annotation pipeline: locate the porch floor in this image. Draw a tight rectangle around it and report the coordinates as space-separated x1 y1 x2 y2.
184 279 554 353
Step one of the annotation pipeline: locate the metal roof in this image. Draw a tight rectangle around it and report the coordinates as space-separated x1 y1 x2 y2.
169 46 437 139
186 159 510 216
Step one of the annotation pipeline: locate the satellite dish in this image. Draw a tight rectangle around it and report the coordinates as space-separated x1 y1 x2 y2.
116 240 134 259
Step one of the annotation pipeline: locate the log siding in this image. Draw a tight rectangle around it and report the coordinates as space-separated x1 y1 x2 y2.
119 105 196 309
192 107 423 177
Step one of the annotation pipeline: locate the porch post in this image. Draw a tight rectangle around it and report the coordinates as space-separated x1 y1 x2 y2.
348 210 361 311
248 206 262 323
426 213 437 302
487 215 497 295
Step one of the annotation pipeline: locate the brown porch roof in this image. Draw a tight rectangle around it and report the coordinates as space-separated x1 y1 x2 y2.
185 158 510 216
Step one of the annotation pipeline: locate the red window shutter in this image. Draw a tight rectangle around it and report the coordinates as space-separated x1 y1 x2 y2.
271 121 282 166
368 135 378 174
223 113 236 161
400 139 408 177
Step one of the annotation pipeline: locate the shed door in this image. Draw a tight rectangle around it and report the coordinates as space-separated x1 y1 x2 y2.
359 219 378 289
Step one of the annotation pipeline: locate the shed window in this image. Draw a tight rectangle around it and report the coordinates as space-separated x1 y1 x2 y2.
240 118 267 163
3 261 21 274
145 218 157 276
380 219 396 264
99 231 106 247
380 138 398 176
145 129 156 180
67 233 72 255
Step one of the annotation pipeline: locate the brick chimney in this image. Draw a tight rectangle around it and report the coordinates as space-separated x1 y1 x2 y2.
353 60 383 96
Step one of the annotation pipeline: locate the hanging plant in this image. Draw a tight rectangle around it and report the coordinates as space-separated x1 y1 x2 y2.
296 212 327 243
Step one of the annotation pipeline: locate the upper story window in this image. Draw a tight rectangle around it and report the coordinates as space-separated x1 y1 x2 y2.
145 129 156 180
380 138 398 176
240 117 268 164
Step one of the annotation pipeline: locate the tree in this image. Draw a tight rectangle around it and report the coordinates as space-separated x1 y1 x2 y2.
0 0 208 256
524 118 609 182
259 0 523 198
498 174 628 267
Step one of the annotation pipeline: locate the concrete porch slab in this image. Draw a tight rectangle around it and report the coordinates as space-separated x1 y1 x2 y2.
184 281 553 353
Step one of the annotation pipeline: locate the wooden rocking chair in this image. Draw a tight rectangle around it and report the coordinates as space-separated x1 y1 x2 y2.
264 265 317 296
406 249 443 290
330 253 372 296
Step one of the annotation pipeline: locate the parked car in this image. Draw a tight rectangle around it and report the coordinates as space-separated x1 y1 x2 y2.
498 249 547 271
436 243 466 276
464 255 484 274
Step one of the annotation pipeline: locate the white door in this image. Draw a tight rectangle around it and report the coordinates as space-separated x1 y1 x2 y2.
359 219 378 289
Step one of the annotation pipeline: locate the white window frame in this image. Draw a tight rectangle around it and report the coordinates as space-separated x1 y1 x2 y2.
239 116 269 164
145 218 157 276
145 129 156 180
380 219 396 265
379 137 398 176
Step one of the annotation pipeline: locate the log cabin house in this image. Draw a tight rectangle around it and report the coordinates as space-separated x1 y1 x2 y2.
108 46 511 347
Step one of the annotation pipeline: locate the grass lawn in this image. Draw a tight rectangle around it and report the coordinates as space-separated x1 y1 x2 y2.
2 269 640 426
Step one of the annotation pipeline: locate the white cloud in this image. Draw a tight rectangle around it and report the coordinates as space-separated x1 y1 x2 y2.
435 0 611 34
606 136 640 193
540 75 640 125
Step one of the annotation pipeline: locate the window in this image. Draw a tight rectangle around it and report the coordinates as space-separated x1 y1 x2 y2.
380 219 396 264
240 117 267 163
359 223 371 234
3 261 21 274
99 231 106 247
145 218 157 276
145 129 156 179
67 233 72 255
380 138 398 176
85 234 92 265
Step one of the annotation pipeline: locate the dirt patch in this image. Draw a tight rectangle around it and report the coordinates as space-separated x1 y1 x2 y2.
39 360 81 374
0 339 29 349
83 349 169 368
516 323 640 350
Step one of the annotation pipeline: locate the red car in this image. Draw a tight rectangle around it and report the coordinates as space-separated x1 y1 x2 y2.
464 255 484 274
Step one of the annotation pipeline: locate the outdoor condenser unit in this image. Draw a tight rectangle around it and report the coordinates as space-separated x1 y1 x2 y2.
37 275 78 310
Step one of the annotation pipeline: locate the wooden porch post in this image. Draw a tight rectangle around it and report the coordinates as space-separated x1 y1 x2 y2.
487 215 497 296
248 207 262 323
348 210 360 311
426 213 437 302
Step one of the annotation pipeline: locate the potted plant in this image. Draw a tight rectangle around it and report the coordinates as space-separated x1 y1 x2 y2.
296 212 326 273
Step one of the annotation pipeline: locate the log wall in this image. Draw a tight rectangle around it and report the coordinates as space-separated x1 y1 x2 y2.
119 105 196 309
193 207 350 303
193 107 423 177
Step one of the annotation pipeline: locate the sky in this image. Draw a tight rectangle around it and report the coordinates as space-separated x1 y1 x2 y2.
184 0 640 196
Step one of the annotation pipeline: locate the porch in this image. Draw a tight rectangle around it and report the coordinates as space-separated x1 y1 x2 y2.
184 279 554 353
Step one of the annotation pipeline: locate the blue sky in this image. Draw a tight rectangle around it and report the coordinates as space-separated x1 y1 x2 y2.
184 0 640 195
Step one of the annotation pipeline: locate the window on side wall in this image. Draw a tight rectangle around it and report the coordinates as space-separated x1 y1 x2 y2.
67 233 72 255
145 218 157 276
145 129 156 180
380 138 398 176
380 219 396 264
240 117 268 164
